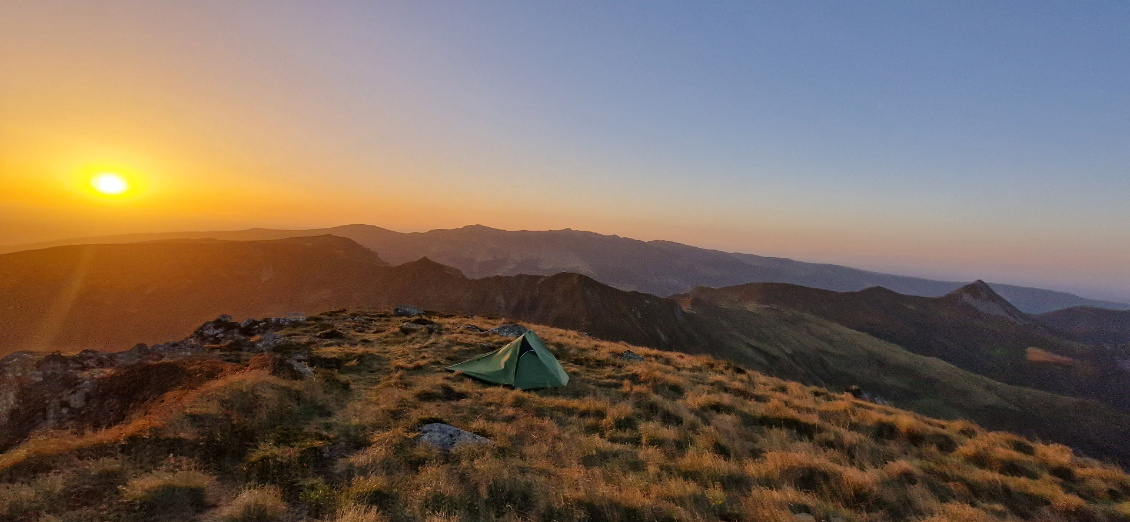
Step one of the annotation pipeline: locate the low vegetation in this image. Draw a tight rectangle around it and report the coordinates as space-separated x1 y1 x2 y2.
2 310 1129 521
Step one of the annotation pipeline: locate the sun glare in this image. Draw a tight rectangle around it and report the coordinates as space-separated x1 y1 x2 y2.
90 173 130 195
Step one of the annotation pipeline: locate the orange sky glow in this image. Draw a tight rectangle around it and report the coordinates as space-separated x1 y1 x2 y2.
2 2 1128 302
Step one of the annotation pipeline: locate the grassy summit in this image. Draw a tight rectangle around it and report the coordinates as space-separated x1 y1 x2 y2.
2 310 1129 521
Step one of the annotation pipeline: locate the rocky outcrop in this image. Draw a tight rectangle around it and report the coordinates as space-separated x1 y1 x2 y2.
0 314 305 452
621 350 645 362
489 324 528 338
417 423 491 452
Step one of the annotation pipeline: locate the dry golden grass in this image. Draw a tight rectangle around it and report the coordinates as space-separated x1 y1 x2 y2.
217 485 290 521
1 309 1128 521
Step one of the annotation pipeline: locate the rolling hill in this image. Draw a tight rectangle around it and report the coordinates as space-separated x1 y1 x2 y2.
1037 307 1130 348
2 224 1124 314
3 235 1130 465
679 282 1130 412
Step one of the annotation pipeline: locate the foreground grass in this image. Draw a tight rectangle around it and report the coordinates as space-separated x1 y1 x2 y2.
2 310 1129 521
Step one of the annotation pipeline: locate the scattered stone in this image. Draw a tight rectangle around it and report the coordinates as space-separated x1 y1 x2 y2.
193 315 241 344
489 324 528 338
621 350 645 362
288 359 315 379
250 332 288 352
72 350 111 369
393 306 424 317
417 423 491 452
239 316 302 336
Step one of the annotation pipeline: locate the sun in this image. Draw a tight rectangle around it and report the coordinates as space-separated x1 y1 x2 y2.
90 173 130 195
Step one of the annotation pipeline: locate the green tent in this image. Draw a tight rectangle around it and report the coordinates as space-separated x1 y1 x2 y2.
447 331 569 389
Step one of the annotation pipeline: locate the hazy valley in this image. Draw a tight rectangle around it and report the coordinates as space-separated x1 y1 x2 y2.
4 224 1124 315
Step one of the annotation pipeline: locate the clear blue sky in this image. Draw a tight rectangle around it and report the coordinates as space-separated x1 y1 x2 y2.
2 1 1128 300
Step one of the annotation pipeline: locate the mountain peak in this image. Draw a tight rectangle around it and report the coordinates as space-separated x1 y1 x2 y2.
946 280 1029 324
391 256 468 279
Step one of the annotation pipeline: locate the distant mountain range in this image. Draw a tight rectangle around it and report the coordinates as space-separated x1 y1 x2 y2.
2 224 1125 314
680 281 1130 412
3 235 1130 464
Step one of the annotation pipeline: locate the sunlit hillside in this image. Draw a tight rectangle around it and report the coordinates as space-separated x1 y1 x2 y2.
3 311 1128 521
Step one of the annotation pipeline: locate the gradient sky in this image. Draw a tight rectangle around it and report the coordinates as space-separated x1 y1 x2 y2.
2 2 1129 301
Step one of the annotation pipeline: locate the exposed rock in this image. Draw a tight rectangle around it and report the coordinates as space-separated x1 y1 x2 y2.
399 322 427 334
289 358 315 379
0 352 225 451
621 350 645 362
845 385 862 398
250 332 288 352
393 306 424 317
190 315 305 350
417 423 491 452
460 325 485 332
490 324 528 338
193 315 242 344
0 313 309 451
793 514 816 522
239 316 303 336
947 280 1029 324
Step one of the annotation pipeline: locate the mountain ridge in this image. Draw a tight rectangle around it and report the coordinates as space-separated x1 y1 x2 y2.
680 281 1130 413
1 224 1124 314
3 235 1130 464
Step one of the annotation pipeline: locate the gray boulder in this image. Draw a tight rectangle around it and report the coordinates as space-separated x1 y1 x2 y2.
393 306 424 317
417 423 491 452
489 324 528 338
621 350 645 362
288 359 315 379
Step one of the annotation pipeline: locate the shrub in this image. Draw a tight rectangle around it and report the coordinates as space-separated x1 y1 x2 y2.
331 504 390 522
343 475 398 512
120 470 214 517
298 477 339 518
244 440 329 485
218 485 288 522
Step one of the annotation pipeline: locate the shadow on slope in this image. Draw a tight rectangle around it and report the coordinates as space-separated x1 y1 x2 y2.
2 236 1129 465
680 282 1130 413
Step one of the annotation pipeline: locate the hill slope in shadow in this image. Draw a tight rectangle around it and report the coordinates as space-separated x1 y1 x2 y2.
1037 307 1130 348
680 282 1130 413
2 236 1130 465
